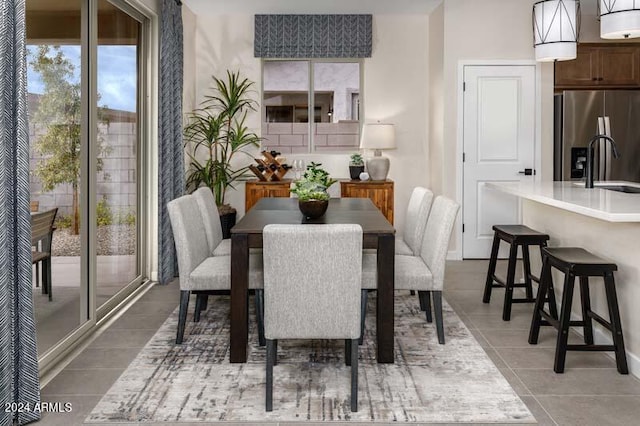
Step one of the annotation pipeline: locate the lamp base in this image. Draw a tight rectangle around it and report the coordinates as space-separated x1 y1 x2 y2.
366 156 390 181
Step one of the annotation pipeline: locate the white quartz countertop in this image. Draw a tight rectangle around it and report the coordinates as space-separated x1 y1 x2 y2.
487 181 640 222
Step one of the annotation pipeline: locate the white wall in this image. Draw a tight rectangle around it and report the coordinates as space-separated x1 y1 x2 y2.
437 0 555 255
189 13 431 235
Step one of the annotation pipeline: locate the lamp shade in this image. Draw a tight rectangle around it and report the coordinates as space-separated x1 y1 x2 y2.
600 0 640 39
360 123 396 150
533 0 580 62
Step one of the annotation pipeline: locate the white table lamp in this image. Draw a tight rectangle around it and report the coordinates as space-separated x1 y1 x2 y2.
360 123 396 181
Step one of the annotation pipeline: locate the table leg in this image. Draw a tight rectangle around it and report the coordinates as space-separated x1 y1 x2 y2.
230 233 249 363
377 233 394 363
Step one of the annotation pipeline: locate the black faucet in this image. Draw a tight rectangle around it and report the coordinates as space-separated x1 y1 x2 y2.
585 134 621 188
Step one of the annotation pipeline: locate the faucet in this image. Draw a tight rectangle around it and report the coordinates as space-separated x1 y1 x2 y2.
585 134 621 188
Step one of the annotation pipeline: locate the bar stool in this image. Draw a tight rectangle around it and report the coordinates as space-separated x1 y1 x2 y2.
483 225 551 321
529 247 628 374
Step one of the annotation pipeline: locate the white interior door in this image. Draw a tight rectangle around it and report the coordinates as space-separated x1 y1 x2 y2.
463 65 536 259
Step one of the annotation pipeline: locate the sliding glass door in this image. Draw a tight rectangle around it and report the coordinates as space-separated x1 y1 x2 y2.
26 0 150 366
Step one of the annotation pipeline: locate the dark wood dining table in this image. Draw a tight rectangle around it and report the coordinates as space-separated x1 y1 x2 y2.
230 197 396 363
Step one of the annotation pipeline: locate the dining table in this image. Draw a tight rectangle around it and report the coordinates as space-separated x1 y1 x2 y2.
230 197 396 363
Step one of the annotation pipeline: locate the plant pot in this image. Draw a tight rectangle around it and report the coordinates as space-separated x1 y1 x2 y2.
298 199 329 219
219 211 237 239
349 165 365 180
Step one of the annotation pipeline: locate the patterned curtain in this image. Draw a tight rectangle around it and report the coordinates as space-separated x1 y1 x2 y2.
254 14 372 58
158 0 184 285
0 0 42 424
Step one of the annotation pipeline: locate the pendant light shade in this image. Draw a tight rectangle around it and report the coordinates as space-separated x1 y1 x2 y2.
600 0 640 39
533 0 580 62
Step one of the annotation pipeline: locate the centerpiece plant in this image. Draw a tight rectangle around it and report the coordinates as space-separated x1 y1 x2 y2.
184 70 261 236
290 162 337 218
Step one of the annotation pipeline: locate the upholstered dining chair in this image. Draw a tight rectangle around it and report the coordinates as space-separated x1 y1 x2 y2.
31 208 58 301
193 187 230 256
263 224 363 412
167 194 265 344
396 187 434 256
362 196 459 344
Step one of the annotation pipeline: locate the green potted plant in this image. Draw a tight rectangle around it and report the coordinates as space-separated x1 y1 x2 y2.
290 162 337 219
349 152 365 180
184 70 261 238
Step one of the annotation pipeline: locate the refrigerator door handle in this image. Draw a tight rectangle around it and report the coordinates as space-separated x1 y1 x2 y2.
604 116 612 181
597 117 606 181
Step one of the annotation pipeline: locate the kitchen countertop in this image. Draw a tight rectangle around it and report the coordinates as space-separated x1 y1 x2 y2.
487 181 640 223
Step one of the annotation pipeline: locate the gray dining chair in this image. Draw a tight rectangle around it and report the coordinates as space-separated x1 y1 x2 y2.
362 195 459 344
263 224 363 412
192 187 230 256
167 194 265 344
396 187 434 256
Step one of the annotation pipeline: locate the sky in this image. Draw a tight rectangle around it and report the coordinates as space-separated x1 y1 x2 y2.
27 44 137 113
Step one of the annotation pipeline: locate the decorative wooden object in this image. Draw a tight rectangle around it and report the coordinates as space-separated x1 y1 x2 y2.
245 180 292 212
249 150 292 182
340 179 394 224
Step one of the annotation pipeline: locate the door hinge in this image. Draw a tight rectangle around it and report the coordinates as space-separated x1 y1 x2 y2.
462 224 465 233
463 82 466 91
463 152 466 162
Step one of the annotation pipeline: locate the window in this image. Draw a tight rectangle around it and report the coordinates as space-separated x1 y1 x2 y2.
262 60 362 153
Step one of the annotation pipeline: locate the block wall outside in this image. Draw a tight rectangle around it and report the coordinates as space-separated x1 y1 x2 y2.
261 121 360 154
29 121 137 218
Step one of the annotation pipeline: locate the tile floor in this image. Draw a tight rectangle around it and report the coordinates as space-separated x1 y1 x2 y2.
39 260 640 425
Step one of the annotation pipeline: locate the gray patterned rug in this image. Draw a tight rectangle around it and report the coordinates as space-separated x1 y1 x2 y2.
86 294 535 423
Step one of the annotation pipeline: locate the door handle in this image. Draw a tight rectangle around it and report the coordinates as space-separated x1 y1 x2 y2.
518 168 536 176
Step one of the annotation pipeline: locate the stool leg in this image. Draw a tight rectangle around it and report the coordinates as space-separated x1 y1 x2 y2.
522 244 535 301
483 233 501 303
529 255 551 345
547 279 559 321
554 273 576 374
604 273 629 374
579 276 594 345
502 243 519 321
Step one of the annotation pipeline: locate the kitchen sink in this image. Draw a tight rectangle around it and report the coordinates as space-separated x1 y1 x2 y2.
595 185 640 194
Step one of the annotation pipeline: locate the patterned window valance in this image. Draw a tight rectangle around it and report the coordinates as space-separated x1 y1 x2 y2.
254 14 372 58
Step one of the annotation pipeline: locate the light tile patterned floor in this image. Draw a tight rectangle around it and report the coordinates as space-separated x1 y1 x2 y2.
40 260 640 425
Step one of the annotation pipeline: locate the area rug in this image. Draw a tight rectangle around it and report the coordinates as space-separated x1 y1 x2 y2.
86 294 535 423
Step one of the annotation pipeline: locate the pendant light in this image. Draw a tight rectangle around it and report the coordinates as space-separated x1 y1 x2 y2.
600 0 640 39
533 0 581 62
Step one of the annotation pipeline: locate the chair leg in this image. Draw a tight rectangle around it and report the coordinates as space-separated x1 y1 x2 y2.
483 233 501 303
36 262 41 289
604 273 629 374
345 339 352 366
410 290 416 296
359 290 368 345
419 291 432 323
201 295 208 311
176 290 190 344
554 273 575 374
529 256 551 345
433 291 445 344
350 338 359 412
194 294 206 322
266 339 275 411
255 290 266 347
45 258 52 301
579 276 594 345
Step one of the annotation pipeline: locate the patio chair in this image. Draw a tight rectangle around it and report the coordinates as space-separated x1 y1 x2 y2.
167 194 265 344
362 196 459 344
263 224 362 412
31 208 58 301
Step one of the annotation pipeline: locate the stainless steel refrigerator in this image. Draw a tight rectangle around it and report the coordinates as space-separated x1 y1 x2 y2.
554 90 640 183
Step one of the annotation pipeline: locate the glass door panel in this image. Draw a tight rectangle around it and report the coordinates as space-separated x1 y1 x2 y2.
26 0 87 355
95 0 142 309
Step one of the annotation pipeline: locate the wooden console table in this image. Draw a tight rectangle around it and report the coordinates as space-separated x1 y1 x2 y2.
340 179 394 224
245 180 292 212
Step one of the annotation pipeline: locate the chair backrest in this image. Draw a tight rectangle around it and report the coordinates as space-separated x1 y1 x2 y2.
404 187 434 255
419 196 459 290
31 208 58 250
263 224 363 340
192 186 223 254
167 194 210 289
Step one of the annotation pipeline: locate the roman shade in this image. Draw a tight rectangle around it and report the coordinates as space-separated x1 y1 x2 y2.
254 14 372 58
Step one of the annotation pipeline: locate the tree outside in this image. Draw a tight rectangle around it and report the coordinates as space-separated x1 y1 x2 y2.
30 45 108 235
